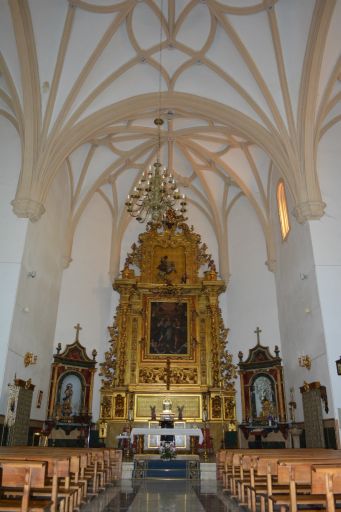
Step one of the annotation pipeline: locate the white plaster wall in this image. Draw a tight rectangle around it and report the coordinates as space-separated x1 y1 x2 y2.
310 122 341 431
0 168 71 419
55 192 113 421
271 177 331 422
0 117 28 393
226 196 281 422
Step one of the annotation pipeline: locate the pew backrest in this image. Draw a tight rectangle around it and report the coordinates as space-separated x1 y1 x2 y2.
0 460 47 488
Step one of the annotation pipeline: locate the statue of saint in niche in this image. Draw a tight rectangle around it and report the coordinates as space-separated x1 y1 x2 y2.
62 383 73 417
252 375 276 420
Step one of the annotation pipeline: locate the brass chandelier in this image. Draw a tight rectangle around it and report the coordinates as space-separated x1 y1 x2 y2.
125 117 187 224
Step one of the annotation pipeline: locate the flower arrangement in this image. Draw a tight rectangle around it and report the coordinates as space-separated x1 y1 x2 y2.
159 441 176 460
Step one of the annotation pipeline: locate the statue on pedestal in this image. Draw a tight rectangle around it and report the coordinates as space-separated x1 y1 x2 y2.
160 398 175 422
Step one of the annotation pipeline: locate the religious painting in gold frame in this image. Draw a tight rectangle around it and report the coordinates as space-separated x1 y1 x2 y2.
147 299 190 356
153 247 186 285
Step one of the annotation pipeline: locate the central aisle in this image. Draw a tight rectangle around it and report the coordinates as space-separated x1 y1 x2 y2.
126 480 206 511
82 480 239 511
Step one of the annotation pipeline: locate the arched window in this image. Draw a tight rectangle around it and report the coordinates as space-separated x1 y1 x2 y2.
277 180 290 240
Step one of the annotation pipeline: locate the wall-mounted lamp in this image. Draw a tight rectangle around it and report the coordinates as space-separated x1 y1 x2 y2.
298 354 312 370
24 352 38 367
27 271 36 278
336 356 341 375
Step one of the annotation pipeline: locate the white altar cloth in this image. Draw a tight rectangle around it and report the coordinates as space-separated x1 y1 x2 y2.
130 427 204 444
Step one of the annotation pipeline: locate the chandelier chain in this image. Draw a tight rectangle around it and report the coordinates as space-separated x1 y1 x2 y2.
125 0 187 225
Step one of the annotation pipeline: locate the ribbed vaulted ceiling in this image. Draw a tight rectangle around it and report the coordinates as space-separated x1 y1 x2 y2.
0 0 340 277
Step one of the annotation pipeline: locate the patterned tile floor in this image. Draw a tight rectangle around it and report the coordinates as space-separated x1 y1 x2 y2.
81 480 241 512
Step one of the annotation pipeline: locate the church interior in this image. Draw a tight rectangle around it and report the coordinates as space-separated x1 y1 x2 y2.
1 0 341 510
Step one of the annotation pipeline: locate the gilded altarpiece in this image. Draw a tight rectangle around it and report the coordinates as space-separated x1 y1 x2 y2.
99 213 236 449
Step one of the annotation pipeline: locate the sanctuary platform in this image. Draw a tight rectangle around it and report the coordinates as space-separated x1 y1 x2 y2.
133 454 200 479
127 454 216 480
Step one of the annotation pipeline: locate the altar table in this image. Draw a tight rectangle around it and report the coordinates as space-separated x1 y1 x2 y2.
130 427 204 445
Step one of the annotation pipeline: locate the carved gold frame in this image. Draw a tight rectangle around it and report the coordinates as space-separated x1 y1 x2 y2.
146 298 190 357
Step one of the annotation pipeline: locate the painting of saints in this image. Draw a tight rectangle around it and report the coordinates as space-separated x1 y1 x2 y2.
149 301 188 355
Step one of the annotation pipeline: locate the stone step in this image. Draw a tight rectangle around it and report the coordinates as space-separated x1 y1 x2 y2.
121 460 217 480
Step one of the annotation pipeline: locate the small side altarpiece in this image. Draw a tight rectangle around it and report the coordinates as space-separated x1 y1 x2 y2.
99 210 237 449
44 325 97 441
238 328 288 445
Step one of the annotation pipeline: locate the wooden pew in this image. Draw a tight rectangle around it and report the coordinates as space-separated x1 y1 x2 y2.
0 446 122 509
222 449 237 491
34 447 96 502
311 464 341 512
247 451 341 512
109 449 122 481
216 450 226 481
0 460 53 511
0 449 75 511
34 448 91 506
246 451 321 512
268 457 341 512
220 448 341 512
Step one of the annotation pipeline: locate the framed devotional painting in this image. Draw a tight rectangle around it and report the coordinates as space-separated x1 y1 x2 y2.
147 299 190 356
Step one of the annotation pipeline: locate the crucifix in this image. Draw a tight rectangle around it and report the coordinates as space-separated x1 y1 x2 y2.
165 357 171 390
74 323 82 342
254 326 262 345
